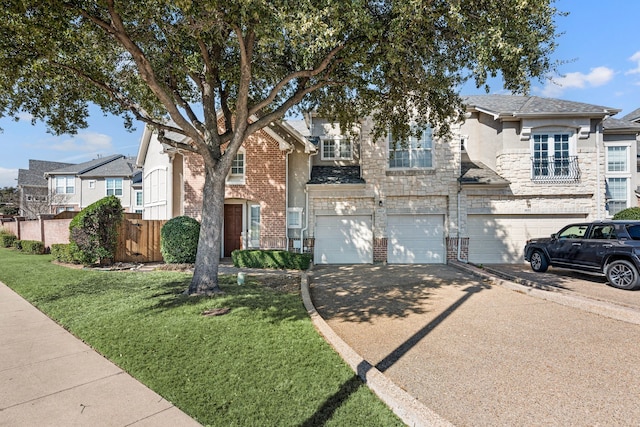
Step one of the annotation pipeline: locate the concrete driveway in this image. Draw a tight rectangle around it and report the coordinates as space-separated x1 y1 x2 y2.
486 263 640 311
309 264 640 426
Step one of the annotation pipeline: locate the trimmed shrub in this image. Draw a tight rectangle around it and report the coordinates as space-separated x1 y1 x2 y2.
51 243 77 263
69 195 124 265
12 239 22 250
232 249 312 270
18 240 45 255
160 216 200 264
613 207 640 220
0 232 17 248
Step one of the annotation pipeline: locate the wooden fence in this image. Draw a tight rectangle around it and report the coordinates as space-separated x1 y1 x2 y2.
115 218 166 263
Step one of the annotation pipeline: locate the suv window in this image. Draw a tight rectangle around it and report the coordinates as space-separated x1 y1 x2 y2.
589 224 616 239
558 224 589 239
626 225 640 240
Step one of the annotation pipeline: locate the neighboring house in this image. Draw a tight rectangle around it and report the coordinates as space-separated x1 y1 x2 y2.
136 121 316 257
136 95 640 265
17 159 74 218
44 155 142 214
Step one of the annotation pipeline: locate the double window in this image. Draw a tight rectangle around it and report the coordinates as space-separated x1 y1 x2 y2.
321 137 352 160
106 178 123 197
388 126 433 169
606 144 631 216
531 133 575 179
55 176 75 194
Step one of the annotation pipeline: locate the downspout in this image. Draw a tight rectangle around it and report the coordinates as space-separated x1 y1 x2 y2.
285 146 293 251
596 117 609 220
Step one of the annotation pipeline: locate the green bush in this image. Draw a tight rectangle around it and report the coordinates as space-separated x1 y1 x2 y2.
0 232 17 248
51 243 77 263
69 195 124 265
12 239 22 250
160 216 200 264
232 250 311 270
18 240 45 255
613 207 640 220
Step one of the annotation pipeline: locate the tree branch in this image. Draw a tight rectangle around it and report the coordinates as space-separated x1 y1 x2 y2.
249 43 345 116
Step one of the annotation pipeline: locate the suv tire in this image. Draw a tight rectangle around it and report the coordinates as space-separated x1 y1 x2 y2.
605 260 640 290
529 250 549 272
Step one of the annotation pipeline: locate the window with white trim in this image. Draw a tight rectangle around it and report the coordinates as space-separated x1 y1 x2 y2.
606 144 631 216
287 208 303 229
227 149 245 184
388 126 433 169
531 132 576 180
106 178 123 196
55 176 75 194
134 190 143 214
321 137 352 160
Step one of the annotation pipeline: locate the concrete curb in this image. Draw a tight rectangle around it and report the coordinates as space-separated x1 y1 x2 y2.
450 261 640 326
300 272 453 427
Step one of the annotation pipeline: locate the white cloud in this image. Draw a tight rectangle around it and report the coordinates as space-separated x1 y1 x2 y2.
17 112 33 122
625 51 640 75
50 132 113 153
0 167 18 188
540 66 615 97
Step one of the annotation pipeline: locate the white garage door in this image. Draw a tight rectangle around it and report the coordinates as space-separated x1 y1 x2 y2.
387 215 445 264
467 215 587 264
314 215 373 264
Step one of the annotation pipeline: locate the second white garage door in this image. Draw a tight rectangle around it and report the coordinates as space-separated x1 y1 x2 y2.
314 215 373 264
387 214 445 264
467 214 587 264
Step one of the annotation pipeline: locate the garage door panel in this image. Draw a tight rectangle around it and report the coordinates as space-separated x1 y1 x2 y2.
468 215 586 264
388 215 445 264
314 216 373 264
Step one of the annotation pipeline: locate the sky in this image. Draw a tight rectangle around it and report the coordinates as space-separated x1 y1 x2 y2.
1 0 640 188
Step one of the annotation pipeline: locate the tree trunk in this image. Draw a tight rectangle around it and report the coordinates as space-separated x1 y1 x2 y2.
188 164 226 295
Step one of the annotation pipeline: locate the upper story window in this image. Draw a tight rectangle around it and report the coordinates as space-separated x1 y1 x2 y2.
321 137 352 160
607 145 629 173
106 178 123 197
605 144 631 217
228 149 245 185
287 207 303 229
388 126 433 169
531 132 578 181
55 176 75 194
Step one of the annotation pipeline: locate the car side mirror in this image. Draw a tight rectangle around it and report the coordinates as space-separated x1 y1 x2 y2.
551 233 557 240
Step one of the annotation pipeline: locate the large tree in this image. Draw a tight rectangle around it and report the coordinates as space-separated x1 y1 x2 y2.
0 0 560 294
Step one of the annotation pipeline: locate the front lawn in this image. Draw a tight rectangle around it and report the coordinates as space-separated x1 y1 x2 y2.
0 249 402 426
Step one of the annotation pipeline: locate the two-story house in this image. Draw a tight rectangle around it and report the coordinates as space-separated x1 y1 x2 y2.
136 95 640 265
135 121 316 257
17 159 74 218
45 154 142 214
303 95 640 265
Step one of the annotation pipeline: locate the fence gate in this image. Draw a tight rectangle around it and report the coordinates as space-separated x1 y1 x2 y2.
115 219 166 263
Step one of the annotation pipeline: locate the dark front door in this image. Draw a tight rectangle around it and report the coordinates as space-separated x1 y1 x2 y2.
224 204 243 257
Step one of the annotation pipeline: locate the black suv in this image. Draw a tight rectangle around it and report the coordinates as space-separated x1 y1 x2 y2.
524 221 640 290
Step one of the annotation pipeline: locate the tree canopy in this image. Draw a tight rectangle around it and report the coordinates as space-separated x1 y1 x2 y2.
0 0 561 293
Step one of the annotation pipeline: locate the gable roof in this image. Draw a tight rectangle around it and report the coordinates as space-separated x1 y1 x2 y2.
622 107 640 123
603 117 640 133
46 154 139 178
17 160 75 188
463 95 620 119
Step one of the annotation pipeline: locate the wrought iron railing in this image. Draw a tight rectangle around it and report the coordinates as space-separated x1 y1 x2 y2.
531 156 580 182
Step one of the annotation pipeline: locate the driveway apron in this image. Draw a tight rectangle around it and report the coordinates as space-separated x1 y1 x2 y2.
309 264 640 426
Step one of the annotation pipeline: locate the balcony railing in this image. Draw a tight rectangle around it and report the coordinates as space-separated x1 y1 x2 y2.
531 156 580 183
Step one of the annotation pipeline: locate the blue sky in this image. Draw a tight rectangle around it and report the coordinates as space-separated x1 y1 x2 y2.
1 0 639 188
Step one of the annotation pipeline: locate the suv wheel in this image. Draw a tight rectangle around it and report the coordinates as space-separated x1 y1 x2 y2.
605 260 640 290
529 250 549 272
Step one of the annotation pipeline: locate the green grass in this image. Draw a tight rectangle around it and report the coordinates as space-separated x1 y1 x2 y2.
0 249 403 427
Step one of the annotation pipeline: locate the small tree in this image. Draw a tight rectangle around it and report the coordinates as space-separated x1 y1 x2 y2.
161 216 201 264
69 196 124 265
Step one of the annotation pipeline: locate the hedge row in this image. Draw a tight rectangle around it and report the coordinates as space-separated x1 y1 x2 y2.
231 249 311 270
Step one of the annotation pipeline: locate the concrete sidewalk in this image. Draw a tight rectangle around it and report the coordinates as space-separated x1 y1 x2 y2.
0 282 200 427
